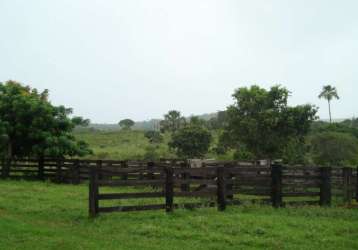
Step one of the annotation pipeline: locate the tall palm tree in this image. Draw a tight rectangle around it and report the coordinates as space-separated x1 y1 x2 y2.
318 85 339 123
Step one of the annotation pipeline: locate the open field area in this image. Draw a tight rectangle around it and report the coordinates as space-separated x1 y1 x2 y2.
74 130 175 160
73 129 227 160
1 180 358 250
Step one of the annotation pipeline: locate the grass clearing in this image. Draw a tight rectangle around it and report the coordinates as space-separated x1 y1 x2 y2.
1 180 358 250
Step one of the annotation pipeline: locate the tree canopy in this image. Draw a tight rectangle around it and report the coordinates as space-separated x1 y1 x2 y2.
160 110 186 133
223 85 318 160
0 81 91 157
310 132 358 166
119 119 135 130
0 80 92 158
144 130 163 144
169 124 212 159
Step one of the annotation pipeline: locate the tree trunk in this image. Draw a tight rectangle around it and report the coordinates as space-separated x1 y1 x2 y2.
328 100 332 123
7 140 13 159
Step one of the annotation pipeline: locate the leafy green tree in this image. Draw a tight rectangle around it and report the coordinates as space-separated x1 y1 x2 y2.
208 111 227 130
0 80 92 158
188 116 207 128
144 130 163 144
223 85 317 160
143 145 160 161
310 132 358 166
318 85 339 123
169 125 212 158
341 117 358 129
160 110 186 133
119 119 135 130
310 121 358 139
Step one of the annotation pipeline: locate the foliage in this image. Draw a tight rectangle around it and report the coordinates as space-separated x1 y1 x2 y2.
309 131 358 166
207 111 227 130
160 110 186 133
169 125 212 158
144 130 163 144
281 137 309 165
310 121 358 139
0 80 91 158
119 119 135 130
341 118 358 129
188 116 207 127
318 85 339 123
143 144 160 160
318 85 339 102
223 85 317 160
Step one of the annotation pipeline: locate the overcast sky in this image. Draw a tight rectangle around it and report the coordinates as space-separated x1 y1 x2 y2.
0 0 357 123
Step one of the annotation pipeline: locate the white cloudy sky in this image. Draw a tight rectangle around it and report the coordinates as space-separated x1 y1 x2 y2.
0 0 357 123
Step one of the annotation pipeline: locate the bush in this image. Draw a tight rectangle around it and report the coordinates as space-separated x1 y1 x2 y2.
310 132 358 166
169 125 212 159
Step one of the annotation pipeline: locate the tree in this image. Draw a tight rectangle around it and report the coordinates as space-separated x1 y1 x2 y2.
160 110 186 133
208 111 227 130
144 130 163 144
188 116 207 128
223 85 317 161
0 80 92 158
169 125 212 158
318 85 339 123
119 119 135 130
310 132 358 166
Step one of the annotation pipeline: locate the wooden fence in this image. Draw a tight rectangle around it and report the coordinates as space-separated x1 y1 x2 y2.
0 158 187 183
1 158 356 216
88 164 358 217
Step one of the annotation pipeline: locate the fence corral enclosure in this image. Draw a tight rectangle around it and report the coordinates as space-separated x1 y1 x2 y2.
0 158 357 216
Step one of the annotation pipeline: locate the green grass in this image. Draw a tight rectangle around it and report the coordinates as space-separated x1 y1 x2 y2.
1 180 358 249
73 129 233 160
74 130 175 160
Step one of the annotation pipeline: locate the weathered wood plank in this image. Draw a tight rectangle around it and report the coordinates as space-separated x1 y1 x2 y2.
98 192 164 200
97 179 165 187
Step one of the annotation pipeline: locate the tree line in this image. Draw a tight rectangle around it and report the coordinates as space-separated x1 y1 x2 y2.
0 80 356 166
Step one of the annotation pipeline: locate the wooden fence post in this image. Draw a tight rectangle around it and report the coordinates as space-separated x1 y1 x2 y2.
147 161 155 180
38 157 44 180
72 159 81 184
320 167 331 206
1 158 10 178
180 162 190 192
89 167 99 217
121 161 128 180
97 160 103 180
56 159 63 183
356 166 358 202
271 164 282 208
217 167 226 211
165 167 174 212
0 159 3 178
343 167 352 204
225 163 234 200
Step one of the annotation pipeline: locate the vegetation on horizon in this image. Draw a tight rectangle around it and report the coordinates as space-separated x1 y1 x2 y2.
0 80 357 166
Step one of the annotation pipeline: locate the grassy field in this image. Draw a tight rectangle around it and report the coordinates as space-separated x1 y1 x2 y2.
1 180 358 250
74 129 175 160
73 129 233 160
